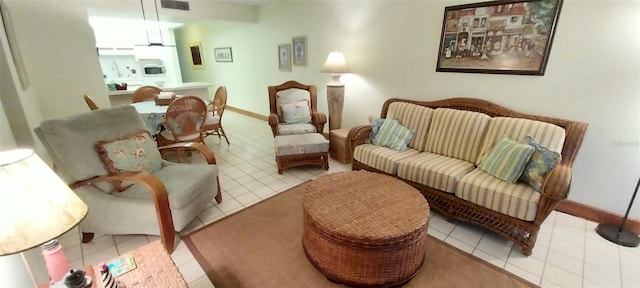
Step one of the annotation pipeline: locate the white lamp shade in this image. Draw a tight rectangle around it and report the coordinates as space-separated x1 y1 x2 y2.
0 149 88 255
320 51 351 74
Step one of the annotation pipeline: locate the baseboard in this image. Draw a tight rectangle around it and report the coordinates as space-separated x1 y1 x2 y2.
556 200 640 234
227 106 268 122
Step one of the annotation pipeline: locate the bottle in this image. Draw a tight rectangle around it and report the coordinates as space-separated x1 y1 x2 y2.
42 239 71 284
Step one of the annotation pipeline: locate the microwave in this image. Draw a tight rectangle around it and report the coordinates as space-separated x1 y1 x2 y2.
143 65 166 76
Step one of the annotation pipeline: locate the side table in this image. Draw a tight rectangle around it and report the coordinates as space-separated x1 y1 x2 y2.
38 240 186 288
329 127 352 164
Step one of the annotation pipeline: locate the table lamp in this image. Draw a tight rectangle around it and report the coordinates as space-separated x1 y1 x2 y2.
0 149 88 287
320 51 351 131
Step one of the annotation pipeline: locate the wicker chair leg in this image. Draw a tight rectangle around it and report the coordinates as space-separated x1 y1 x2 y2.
215 176 223 203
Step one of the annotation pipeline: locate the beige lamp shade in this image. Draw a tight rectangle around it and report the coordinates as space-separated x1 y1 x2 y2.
320 51 351 74
0 149 88 255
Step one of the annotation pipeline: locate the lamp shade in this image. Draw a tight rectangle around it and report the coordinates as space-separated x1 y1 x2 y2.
0 149 87 255
320 51 351 74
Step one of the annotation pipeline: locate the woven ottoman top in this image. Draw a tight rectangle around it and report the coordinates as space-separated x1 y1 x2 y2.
303 170 429 246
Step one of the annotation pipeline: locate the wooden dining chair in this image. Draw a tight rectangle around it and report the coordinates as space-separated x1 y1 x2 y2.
83 95 99 110
131 85 162 103
157 96 208 162
202 86 230 144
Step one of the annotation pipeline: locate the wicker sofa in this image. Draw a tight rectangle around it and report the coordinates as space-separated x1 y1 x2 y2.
348 98 588 255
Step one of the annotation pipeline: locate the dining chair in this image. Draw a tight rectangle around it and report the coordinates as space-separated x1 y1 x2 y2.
157 95 208 146
131 85 162 103
267 80 327 137
202 86 230 144
83 94 99 110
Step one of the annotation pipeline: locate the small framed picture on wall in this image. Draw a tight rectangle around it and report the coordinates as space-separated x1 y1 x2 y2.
278 43 291 72
292 36 307 66
214 47 233 62
189 42 205 69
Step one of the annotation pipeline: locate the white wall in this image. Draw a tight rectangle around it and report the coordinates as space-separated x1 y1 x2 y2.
175 0 640 219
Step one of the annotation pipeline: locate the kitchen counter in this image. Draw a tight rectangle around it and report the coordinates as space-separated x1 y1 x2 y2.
108 82 213 106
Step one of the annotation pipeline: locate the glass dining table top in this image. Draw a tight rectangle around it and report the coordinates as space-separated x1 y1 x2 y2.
130 101 168 134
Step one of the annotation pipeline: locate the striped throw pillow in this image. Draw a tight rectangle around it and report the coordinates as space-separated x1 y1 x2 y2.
478 137 535 183
372 118 415 151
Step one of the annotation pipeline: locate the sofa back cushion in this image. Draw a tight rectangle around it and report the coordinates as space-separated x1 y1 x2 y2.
424 108 491 162
386 102 434 151
476 117 565 165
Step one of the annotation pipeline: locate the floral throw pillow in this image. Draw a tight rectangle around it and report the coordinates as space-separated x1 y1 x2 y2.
519 134 562 191
279 100 311 124
96 130 163 191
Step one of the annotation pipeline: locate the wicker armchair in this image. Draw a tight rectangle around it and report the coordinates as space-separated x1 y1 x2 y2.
267 80 327 137
157 96 207 145
131 85 162 103
202 86 230 144
35 106 222 253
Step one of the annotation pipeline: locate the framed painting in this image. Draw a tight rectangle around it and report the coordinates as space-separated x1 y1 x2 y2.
214 47 233 62
435 0 563 76
189 42 204 69
292 36 307 66
278 43 291 72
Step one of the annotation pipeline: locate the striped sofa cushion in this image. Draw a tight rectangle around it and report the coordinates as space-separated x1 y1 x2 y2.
353 144 420 174
397 152 476 193
386 102 434 152
425 108 491 163
476 117 565 165
456 169 540 221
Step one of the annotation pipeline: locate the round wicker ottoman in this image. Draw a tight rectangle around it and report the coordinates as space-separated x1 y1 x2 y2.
302 170 430 287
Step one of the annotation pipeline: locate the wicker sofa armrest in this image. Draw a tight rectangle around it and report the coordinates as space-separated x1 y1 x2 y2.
348 125 372 153
541 164 572 200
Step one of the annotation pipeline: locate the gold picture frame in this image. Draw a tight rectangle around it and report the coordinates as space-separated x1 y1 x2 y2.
189 42 205 69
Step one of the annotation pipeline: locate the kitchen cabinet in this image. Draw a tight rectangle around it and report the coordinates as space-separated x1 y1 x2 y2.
97 47 134 56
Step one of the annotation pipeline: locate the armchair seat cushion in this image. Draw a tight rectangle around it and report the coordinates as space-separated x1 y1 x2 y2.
277 123 317 135
159 130 201 142
204 114 220 125
119 163 218 210
456 169 540 221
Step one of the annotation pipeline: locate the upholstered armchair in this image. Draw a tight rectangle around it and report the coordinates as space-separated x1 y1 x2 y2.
267 80 327 137
35 106 222 253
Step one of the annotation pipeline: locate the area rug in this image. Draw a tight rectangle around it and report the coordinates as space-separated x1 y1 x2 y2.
183 181 537 288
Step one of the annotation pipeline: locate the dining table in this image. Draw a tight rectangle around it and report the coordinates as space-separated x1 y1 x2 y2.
130 101 168 135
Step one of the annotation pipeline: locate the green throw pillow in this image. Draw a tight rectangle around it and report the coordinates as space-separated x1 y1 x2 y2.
519 134 562 191
478 137 535 183
372 118 414 151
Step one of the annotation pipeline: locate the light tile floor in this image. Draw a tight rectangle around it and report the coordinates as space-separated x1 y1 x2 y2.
58 110 640 288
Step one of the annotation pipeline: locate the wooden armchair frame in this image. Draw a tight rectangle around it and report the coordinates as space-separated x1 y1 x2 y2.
83 95 99 110
203 86 230 144
267 80 327 137
69 142 222 253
